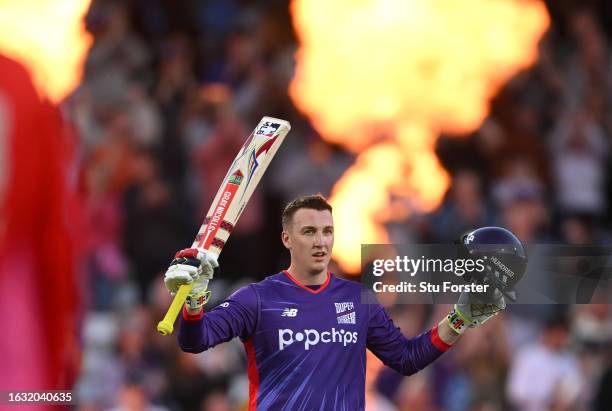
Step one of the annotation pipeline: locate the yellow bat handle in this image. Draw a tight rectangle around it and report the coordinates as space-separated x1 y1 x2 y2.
157 283 194 335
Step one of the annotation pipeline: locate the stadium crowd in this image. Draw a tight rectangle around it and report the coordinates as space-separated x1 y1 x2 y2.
69 1 612 410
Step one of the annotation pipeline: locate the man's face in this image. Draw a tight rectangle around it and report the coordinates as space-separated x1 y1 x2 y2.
282 208 334 275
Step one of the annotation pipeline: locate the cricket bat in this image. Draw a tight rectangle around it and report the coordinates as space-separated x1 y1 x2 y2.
157 116 291 335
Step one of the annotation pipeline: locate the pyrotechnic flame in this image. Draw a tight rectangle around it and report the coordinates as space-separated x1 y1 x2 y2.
290 0 549 272
0 0 92 103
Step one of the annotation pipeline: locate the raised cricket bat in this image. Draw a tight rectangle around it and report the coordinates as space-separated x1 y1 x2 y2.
157 116 291 335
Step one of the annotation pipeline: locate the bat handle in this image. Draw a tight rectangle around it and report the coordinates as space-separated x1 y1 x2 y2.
157 283 194 335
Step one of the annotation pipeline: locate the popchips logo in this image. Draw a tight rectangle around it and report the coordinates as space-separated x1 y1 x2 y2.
278 328 358 350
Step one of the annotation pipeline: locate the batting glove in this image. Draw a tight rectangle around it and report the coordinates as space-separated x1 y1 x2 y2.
163 248 219 310
447 289 506 334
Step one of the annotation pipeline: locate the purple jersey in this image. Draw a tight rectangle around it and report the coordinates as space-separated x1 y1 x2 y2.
178 271 451 410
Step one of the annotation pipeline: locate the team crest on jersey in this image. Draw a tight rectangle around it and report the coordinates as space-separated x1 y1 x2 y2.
337 312 356 324
334 302 356 324
282 308 298 317
334 302 354 314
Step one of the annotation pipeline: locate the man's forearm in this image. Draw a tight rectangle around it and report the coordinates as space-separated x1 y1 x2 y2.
178 306 206 353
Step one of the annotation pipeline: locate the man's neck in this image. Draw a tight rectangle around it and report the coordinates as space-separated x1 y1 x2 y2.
286 266 328 286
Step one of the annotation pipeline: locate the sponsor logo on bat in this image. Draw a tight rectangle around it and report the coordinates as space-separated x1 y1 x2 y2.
200 190 234 248
255 121 281 137
203 218 234 233
229 170 244 185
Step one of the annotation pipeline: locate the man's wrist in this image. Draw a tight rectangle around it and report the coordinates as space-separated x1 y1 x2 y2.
183 305 204 321
185 305 203 315
185 288 210 311
447 305 470 335
437 317 461 345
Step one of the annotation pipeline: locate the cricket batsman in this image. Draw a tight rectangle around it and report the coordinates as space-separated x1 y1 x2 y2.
164 194 526 410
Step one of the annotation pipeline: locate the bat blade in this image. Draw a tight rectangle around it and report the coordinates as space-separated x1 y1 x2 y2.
193 116 290 254
157 116 290 335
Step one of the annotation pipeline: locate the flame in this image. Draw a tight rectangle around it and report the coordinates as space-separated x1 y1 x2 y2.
0 0 92 103
290 0 549 272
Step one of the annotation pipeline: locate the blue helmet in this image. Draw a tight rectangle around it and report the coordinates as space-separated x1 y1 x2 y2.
457 226 527 301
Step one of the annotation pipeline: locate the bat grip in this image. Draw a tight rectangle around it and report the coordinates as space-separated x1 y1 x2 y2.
157 283 195 335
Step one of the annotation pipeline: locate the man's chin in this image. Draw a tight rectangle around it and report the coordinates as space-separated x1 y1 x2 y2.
307 261 329 275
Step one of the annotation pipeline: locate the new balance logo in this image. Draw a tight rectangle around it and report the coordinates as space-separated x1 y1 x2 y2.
281 308 298 317
334 302 354 314
337 312 356 324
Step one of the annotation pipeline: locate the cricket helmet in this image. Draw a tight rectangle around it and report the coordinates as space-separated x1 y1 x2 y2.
457 226 527 301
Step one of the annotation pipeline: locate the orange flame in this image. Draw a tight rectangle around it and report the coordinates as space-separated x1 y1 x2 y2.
0 0 92 103
290 0 549 272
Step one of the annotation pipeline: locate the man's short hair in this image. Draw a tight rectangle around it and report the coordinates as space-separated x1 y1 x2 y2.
282 194 332 229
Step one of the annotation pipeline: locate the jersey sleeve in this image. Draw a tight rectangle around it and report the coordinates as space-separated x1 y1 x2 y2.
178 284 259 353
366 302 451 376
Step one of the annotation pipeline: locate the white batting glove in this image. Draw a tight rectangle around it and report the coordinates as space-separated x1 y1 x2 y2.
447 289 506 334
163 248 219 310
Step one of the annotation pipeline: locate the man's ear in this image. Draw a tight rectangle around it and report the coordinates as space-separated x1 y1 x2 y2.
281 230 291 249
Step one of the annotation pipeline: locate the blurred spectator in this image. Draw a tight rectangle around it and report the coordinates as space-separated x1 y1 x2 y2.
571 304 612 351
559 213 612 244
82 140 129 310
155 35 197 106
155 35 198 185
126 84 163 148
122 149 188 302
164 350 225 411
593 351 612 411
106 378 169 411
499 184 549 244
84 1 151 107
549 110 609 217
427 169 496 243
271 136 353 202
433 318 510 411
366 352 399 411
200 391 232 411
571 304 612 411
115 309 168 398
562 9 611 116
507 314 585 411
394 373 437 411
491 157 544 209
